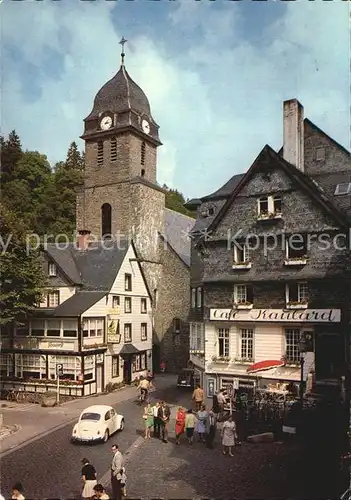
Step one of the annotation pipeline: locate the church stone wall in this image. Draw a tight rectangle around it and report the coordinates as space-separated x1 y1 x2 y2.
157 241 190 372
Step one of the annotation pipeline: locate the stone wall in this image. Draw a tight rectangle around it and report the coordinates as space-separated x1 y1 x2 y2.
158 240 190 372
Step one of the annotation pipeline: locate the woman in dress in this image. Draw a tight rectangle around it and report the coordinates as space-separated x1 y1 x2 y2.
175 406 186 444
196 405 208 443
81 458 97 499
221 415 237 456
143 402 154 439
185 408 196 444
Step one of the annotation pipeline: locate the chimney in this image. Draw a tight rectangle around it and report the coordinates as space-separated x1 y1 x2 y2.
283 99 304 171
77 230 91 250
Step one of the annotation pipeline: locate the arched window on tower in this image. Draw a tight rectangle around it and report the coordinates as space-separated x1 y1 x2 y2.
141 169 145 177
141 141 146 166
110 137 117 162
101 203 112 239
97 141 104 166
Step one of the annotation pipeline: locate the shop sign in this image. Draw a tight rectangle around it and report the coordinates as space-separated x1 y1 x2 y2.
210 308 341 323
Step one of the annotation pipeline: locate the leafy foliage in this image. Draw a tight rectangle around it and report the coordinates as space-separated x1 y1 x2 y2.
163 184 196 219
0 204 47 325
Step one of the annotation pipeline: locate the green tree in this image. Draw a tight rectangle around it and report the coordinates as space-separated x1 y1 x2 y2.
3 151 52 234
65 141 85 171
0 130 22 185
0 204 47 326
163 184 196 218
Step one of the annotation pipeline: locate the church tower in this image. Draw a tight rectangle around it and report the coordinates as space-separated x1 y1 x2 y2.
76 39 165 297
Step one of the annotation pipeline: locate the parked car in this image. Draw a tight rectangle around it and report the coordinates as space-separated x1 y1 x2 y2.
177 368 195 389
71 404 124 443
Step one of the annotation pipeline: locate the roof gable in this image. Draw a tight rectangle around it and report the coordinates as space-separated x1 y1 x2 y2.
208 145 350 234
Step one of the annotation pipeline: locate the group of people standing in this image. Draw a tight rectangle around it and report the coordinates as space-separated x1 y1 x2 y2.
143 400 171 442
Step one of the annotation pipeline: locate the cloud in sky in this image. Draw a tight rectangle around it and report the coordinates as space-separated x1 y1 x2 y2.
2 0 349 199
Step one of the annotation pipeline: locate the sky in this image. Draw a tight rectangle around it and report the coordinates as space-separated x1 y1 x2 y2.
2 0 350 199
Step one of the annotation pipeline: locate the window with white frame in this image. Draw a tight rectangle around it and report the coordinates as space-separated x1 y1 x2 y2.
0 354 12 377
141 298 147 313
141 353 146 370
62 319 78 337
233 285 253 304
286 234 307 259
190 323 204 352
124 297 132 313
218 328 229 357
285 329 301 363
240 328 254 361
83 355 95 381
191 288 196 308
112 356 119 378
82 318 104 337
31 319 45 336
141 323 147 341
196 287 202 308
233 243 251 263
286 282 309 304
49 355 82 381
46 319 61 337
258 195 282 216
133 353 146 373
18 354 46 379
48 262 56 276
124 323 132 342
112 296 120 309
48 291 60 307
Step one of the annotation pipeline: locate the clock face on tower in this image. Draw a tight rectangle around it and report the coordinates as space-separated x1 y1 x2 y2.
100 116 113 130
142 119 150 134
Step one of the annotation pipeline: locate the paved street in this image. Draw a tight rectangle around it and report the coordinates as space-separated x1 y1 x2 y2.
1 376 348 499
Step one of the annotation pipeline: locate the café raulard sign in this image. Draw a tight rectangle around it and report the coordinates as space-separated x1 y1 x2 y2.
209 308 341 323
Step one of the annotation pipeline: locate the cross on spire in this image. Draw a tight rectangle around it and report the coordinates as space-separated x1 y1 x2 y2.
119 36 128 66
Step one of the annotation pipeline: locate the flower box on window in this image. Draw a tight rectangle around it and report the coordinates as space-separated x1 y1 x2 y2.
211 355 231 363
232 261 252 270
233 356 253 364
233 302 253 310
284 256 308 266
257 212 282 221
286 301 308 310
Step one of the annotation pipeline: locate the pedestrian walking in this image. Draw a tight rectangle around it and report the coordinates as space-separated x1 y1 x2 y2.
192 385 204 411
153 401 161 438
93 484 109 499
11 483 25 500
143 402 154 439
206 409 217 449
221 415 237 456
110 444 124 500
158 401 171 443
196 405 208 443
185 408 196 444
81 458 97 499
175 406 186 444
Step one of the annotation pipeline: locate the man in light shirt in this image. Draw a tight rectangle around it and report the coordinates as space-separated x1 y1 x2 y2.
137 376 151 402
192 385 204 411
153 401 161 438
111 444 124 500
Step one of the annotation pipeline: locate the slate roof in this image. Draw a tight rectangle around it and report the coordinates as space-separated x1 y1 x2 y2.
119 344 140 355
52 291 107 317
85 65 152 121
201 173 245 201
45 240 130 291
163 208 195 267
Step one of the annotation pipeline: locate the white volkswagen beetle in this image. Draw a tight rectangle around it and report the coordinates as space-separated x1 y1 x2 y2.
71 405 124 443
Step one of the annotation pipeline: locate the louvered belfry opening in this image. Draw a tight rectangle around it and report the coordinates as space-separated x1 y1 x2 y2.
97 141 104 166
110 137 117 162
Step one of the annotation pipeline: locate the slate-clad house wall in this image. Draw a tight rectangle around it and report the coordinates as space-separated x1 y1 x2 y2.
186 99 351 398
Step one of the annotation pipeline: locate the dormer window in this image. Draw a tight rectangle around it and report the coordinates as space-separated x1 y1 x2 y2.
315 147 325 161
48 262 56 276
233 243 252 269
125 274 132 291
97 141 103 166
257 195 282 220
334 183 351 196
285 235 308 266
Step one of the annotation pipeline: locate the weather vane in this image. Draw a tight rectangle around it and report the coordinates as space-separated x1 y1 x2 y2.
119 36 128 66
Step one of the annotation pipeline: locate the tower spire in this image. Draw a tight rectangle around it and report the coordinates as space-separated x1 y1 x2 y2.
119 36 128 67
